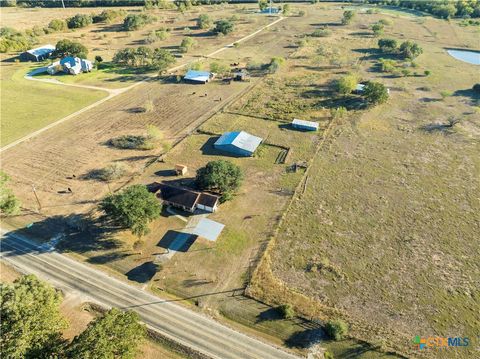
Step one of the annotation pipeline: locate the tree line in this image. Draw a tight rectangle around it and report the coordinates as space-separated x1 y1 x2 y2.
1 275 146 358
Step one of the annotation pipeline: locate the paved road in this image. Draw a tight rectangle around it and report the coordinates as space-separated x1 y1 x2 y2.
0 230 299 359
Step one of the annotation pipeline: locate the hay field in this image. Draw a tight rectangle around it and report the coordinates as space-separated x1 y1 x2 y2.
0 62 108 145
243 5 480 358
0 4 272 146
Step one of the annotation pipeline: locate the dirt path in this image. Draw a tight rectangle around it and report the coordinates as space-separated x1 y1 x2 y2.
0 16 285 154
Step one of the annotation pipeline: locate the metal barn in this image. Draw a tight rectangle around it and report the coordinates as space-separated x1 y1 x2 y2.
213 131 263 157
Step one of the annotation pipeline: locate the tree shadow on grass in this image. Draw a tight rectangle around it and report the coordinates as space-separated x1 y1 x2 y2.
255 307 283 323
453 88 480 106
316 96 367 111
2 214 123 258
87 251 133 265
126 261 160 283
285 328 327 348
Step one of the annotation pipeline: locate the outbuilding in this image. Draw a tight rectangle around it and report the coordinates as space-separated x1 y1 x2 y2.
291 118 319 131
214 131 263 157
233 69 249 81
184 70 214 84
20 44 55 62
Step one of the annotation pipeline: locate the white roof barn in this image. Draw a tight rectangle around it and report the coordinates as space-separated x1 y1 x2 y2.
214 131 263 157
291 119 319 131
184 70 213 83
20 44 55 62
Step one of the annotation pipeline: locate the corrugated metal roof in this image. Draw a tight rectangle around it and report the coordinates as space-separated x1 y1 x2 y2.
27 44 55 57
214 131 263 154
184 70 211 82
292 119 319 130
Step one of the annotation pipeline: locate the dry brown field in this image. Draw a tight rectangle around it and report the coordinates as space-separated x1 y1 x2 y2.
2 3 479 359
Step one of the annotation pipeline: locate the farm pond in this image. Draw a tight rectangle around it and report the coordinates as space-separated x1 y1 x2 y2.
447 49 480 65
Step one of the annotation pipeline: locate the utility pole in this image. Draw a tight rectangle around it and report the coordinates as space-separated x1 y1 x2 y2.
61 0 66 9
32 185 42 211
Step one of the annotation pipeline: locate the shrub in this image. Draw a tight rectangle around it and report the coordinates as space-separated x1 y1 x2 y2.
298 10 306 17
210 62 229 75
282 4 291 16
472 83 480 93
67 14 93 29
311 28 331 37
90 163 128 181
55 39 88 58
93 9 126 24
48 19 67 32
0 171 21 215
197 14 212 29
258 0 268 11
399 40 423 59
325 319 348 341
267 56 285 74
95 55 103 63
277 304 295 319
336 73 358 95
0 28 36 53
440 90 452 99
331 106 348 121
342 10 355 25
213 19 234 35
378 58 397 73
145 29 169 44
378 18 392 26
109 135 154 150
371 23 384 37
123 13 156 31
180 37 196 53
378 38 397 52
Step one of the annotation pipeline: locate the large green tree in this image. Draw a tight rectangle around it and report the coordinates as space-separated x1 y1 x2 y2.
67 14 93 29
197 14 211 29
363 81 389 106
0 171 21 215
335 73 358 96
67 308 145 359
55 39 88 58
0 275 67 359
213 19 234 35
100 184 160 237
196 160 243 198
151 48 175 73
399 40 423 59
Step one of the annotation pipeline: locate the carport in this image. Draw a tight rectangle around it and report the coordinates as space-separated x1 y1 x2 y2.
190 218 225 241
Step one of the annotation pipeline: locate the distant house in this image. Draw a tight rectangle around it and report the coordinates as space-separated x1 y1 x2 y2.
156 183 219 213
47 56 93 75
291 118 319 131
260 7 280 14
214 131 263 157
20 44 55 62
184 70 214 84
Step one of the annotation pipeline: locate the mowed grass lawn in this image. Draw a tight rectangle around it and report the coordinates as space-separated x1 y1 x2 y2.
0 62 108 146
